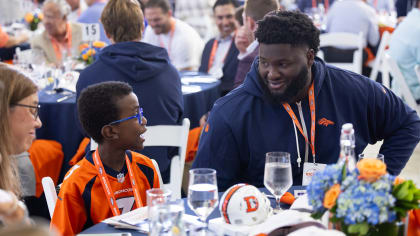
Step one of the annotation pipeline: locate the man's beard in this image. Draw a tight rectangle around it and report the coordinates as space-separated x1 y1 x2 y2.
259 65 310 104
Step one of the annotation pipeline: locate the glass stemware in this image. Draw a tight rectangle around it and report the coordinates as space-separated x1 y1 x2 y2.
187 168 218 235
264 152 293 213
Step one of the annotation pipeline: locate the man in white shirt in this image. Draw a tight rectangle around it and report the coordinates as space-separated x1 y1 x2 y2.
143 0 204 71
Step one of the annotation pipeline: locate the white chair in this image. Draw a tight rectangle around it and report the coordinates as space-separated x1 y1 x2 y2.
415 64 420 83
143 118 190 199
318 32 364 74
369 31 391 88
151 159 164 187
42 176 58 218
384 53 420 114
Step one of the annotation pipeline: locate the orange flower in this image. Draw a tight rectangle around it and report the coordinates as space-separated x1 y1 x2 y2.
79 43 89 52
82 53 88 61
93 41 106 48
394 176 405 185
323 184 340 209
357 158 386 182
38 13 43 21
24 13 34 23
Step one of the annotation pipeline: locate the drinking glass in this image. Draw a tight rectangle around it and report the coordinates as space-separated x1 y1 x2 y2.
187 168 218 235
149 199 185 236
264 152 293 213
146 188 172 218
358 153 384 162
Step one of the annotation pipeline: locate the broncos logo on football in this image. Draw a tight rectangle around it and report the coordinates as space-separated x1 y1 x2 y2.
243 196 259 212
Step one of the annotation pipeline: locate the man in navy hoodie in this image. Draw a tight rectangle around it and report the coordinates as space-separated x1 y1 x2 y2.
192 10 420 191
76 0 183 183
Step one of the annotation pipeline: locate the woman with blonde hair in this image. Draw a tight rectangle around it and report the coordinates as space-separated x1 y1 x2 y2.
0 62 42 225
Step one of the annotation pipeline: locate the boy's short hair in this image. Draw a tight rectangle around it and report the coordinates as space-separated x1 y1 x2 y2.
77 81 133 143
101 0 144 43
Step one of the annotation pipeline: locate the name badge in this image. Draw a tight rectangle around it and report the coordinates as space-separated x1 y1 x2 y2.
302 162 326 186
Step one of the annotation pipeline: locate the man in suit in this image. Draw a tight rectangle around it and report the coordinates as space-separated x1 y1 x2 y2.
31 0 84 65
199 0 240 95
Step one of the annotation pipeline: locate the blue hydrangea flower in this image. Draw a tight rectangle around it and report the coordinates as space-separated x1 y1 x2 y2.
307 164 345 213
335 172 396 225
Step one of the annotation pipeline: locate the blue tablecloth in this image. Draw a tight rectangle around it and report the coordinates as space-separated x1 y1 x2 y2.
80 186 306 235
36 80 221 181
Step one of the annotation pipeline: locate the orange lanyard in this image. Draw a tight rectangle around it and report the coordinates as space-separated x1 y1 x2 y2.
93 149 143 216
207 35 234 72
282 83 316 161
50 23 72 62
158 19 176 57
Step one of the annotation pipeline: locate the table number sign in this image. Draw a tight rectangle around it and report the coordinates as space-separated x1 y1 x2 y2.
82 23 100 42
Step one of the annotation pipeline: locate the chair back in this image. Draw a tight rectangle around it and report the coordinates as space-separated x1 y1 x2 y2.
151 159 164 187
369 31 391 87
384 53 420 114
415 64 420 83
318 32 364 74
42 176 57 218
143 118 190 199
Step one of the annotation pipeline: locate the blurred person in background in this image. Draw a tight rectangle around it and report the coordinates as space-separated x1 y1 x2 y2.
199 0 240 95
389 0 420 103
143 0 204 71
65 0 87 21
31 0 84 65
233 0 279 88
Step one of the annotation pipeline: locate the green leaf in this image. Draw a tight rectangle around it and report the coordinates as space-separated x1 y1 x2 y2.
311 211 324 219
348 222 369 235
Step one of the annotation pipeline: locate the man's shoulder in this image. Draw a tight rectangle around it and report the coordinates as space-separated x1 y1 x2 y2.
211 87 254 116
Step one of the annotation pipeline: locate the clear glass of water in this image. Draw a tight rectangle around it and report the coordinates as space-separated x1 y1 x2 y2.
149 199 185 236
264 152 293 213
187 168 218 235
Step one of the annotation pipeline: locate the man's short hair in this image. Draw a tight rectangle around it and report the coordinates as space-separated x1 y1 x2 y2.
244 0 278 22
44 0 71 17
255 10 320 54
101 0 144 43
213 0 240 12
145 0 171 13
77 81 133 144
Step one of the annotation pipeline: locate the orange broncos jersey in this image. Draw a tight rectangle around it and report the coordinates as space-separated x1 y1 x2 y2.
50 150 160 236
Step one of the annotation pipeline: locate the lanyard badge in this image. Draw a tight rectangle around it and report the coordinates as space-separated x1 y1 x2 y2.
93 149 143 216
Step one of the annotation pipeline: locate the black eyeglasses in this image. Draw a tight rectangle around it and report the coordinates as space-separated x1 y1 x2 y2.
13 104 41 120
108 108 144 125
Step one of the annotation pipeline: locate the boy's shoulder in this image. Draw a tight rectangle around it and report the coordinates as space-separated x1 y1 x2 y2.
60 158 97 193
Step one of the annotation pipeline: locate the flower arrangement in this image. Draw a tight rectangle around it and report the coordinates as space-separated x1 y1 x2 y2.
78 41 106 65
24 11 43 31
307 158 420 236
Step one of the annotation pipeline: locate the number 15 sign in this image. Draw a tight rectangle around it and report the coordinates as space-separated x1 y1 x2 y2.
82 23 100 42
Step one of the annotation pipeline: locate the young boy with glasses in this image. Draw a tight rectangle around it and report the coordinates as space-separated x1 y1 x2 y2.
51 81 160 235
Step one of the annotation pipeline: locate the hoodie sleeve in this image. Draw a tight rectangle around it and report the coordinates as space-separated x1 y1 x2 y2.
367 81 420 175
192 110 241 192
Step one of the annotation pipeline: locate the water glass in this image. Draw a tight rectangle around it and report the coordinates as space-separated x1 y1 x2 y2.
264 152 293 213
187 168 218 235
358 153 384 162
149 199 186 236
146 188 172 218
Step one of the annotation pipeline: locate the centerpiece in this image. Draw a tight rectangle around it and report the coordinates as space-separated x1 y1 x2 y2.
307 157 420 236
78 41 106 65
24 11 43 31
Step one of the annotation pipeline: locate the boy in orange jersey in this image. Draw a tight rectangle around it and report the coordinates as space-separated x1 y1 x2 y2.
51 81 160 235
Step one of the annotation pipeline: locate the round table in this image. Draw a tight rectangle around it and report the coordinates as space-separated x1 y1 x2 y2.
80 186 306 235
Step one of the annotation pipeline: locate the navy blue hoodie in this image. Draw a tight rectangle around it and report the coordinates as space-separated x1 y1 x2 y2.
76 42 183 182
193 57 420 191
